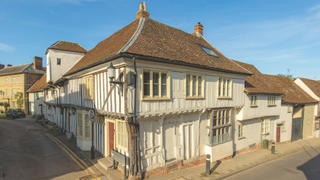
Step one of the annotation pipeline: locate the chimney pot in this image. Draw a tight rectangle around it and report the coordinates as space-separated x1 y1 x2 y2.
0 64 4 70
136 2 150 19
7 64 12 67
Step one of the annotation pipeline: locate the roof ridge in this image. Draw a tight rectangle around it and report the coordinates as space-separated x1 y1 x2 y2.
118 17 146 53
230 60 252 74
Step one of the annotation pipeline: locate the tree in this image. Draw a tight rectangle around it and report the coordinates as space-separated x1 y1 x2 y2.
14 92 24 109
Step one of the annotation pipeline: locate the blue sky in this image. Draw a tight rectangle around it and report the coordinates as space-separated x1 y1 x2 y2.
1 0 320 79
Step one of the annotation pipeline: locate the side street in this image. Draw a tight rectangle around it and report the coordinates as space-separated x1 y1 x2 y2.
1 2 320 180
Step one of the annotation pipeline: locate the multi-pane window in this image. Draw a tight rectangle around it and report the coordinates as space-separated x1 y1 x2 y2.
261 119 270 134
142 69 169 100
186 74 204 98
218 77 232 98
12 102 16 108
83 75 94 100
238 123 244 138
206 109 232 145
17 88 20 92
117 121 128 149
57 58 61 65
5 78 8 84
77 113 83 136
77 111 92 140
268 96 276 106
281 122 286 132
5 89 8 96
17 76 20 83
12 89 15 96
251 95 257 106
12 77 15 84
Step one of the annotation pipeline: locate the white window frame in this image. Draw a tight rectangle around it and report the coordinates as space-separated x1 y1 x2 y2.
238 123 244 138
218 77 232 98
17 76 20 83
207 109 232 146
83 75 94 100
185 73 204 99
250 95 257 106
12 89 15 96
116 120 128 151
76 110 92 141
5 89 8 96
141 69 170 100
268 96 276 106
12 77 15 84
5 78 8 84
17 88 20 92
261 119 270 134
57 58 61 65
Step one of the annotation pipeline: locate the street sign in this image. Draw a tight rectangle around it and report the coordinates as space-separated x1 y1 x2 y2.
88 109 94 118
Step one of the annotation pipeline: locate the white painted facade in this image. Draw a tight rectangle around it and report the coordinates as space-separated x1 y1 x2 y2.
277 104 293 142
46 49 85 83
28 91 47 115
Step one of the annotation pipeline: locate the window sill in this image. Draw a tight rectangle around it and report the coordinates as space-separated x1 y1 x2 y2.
261 132 270 135
116 145 128 152
250 105 258 107
205 139 232 147
77 135 92 141
186 96 204 100
281 130 286 133
142 97 171 101
218 97 232 100
267 105 276 107
238 137 246 140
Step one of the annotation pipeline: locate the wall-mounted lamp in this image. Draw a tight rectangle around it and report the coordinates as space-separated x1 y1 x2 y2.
107 62 124 95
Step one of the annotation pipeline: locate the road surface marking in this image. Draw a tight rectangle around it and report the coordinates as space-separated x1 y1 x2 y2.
45 133 95 174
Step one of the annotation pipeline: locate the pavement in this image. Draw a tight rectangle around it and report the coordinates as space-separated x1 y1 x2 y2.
33 118 320 180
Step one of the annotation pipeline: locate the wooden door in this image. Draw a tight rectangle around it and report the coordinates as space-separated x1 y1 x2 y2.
164 124 175 162
276 126 281 142
108 122 114 157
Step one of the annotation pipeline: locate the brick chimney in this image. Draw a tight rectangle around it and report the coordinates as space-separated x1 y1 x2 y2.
33 56 43 70
194 22 204 36
136 2 150 19
6 64 12 67
0 64 4 70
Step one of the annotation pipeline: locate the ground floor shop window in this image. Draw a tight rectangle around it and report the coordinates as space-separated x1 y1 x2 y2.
77 110 91 140
207 109 232 145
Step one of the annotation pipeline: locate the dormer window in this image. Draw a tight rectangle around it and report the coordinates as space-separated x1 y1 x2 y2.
199 45 218 57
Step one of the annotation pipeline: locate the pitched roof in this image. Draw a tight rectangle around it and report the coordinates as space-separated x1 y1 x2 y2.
298 78 320 98
27 74 46 92
46 40 87 54
66 18 251 76
234 61 283 95
265 75 317 104
0 63 45 76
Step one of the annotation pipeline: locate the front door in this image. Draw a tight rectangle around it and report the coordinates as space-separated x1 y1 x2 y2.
108 122 114 157
276 125 281 142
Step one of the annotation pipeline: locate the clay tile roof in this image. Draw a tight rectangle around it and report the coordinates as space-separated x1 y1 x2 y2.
27 73 47 92
46 40 87 54
66 18 251 76
265 75 317 104
298 78 320 98
233 61 283 95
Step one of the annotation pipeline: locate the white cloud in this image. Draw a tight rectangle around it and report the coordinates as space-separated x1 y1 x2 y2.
309 4 320 11
0 43 14 52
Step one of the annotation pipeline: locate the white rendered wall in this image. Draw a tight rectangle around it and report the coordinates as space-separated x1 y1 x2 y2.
46 49 84 83
295 78 319 101
237 94 281 120
277 104 293 142
77 138 92 151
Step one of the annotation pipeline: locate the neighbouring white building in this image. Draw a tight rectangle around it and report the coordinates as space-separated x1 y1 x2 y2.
295 78 320 137
27 74 47 116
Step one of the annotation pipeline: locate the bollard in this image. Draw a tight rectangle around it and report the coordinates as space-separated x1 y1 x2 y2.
271 142 275 154
206 154 211 175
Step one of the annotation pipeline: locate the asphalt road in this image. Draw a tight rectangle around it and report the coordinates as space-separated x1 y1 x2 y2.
229 143 320 180
0 118 101 180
